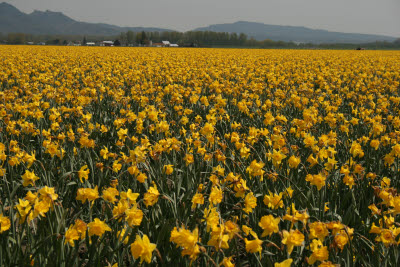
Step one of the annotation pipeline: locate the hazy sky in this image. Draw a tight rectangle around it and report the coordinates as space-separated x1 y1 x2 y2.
4 0 400 37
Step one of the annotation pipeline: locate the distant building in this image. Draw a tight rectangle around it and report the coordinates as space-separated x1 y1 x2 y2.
100 41 114 46
86 42 95 46
161 40 170 47
150 41 179 47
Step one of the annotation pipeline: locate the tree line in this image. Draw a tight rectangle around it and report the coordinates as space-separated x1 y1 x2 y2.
117 31 248 46
1 31 400 49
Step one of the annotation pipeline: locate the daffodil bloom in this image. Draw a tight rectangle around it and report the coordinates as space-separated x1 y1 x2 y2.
117 227 129 245
258 214 280 237
163 164 174 175
324 157 337 171
38 186 58 204
143 184 160 207
244 236 263 255
73 219 87 239
263 191 284 209
25 191 38 204
76 186 99 204
305 173 326 190
112 160 122 173
201 122 214 136
102 187 119 203
224 220 240 239
271 149 286 167
390 196 400 215
209 186 223 205
283 204 310 225
78 165 89 183
21 170 39 187
15 199 31 223
87 218 111 237
203 206 220 232
282 229 305 255
31 199 50 219
136 172 147 183
368 204 381 215
343 175 355 189
65 226 79 247
207 225 229 250
220 257 235 267
0 214 11 233
191 193 204 210
370 139 380 150
231 178 248 198
263 112 275 126
100 146 109 159
318 262 337 267
350 141 364 158
243 192 257 214
375 228 397 247
125 206 143 227
117 128 128 141
184 154 194 165
23 151 36 168
170 227 200 260
304 134 318 148
288 155 301 168
308 239 329 264
309 221 329 241
333 231 350 251
246 160 265 178
120 189 139 205
274 259 293 267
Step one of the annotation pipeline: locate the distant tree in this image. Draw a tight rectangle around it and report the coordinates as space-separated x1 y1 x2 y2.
83 36 87 45
276 41 286 47
140 31 148 45
126 31 135 45
161 31 169 41
238 33 247 45
63 40 68 45
114 39 121 46
169 31 183 43
395 38 400 45
260 39 275 48
135 32 142 45
48 39 60 45
151 31 160 43
246 37 258 47
7 33 26 44
230 33 238 45
119 32 127 46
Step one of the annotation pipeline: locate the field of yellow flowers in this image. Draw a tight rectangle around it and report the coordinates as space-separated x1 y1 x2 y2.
0 45 400 266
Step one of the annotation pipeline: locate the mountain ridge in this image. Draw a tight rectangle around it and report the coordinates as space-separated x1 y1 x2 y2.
193 21 397 44
0 2 173 35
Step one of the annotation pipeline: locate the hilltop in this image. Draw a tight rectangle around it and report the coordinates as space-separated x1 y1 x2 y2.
0 2 172 35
